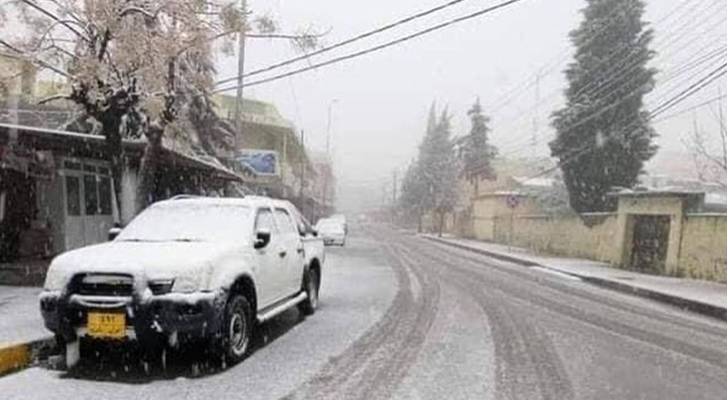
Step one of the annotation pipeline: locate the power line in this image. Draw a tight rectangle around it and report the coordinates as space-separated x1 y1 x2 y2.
483 0 702 115
499 55 726 159
650 63 727 117
495 8 726 155
484 0 647 113
498 13 725 140
214 0 526 92
499 58 726 158
214 0 475 86
525 65 727 180
651 94 728 124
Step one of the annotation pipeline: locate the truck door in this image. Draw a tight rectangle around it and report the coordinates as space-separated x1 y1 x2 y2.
253 207 286 307
274 207 306 295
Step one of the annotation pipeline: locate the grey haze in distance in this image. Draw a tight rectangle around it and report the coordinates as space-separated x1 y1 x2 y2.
214 0 727 214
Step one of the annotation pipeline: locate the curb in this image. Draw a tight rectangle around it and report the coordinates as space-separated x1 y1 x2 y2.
0 336 56 377
423 235 727 321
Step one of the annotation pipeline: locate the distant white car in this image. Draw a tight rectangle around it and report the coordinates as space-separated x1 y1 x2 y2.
329 214 348 234
316 218 347 246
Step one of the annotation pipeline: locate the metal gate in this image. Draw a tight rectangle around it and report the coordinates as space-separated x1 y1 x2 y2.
630 215 670 274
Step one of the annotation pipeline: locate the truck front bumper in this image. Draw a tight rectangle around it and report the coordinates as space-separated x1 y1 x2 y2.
40 290 227 344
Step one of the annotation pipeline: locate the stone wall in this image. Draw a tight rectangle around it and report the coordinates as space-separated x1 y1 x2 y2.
678 214 727 282
468 204 726 282
477 213 619 263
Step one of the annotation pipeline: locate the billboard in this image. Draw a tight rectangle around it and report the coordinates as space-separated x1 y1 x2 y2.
236 149 280 176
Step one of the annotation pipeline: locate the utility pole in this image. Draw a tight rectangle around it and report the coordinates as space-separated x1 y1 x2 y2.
299 129 306 216
325 99 339 155
532 69 541 147
392 169 398 205
322 99 338 213
233 0 247 134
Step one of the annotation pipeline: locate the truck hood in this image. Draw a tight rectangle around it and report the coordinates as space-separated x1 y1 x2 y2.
44 240 238 292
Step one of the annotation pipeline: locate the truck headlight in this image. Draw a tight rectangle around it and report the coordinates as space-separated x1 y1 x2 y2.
148 279 174 295
43 266 66 291
171 275 201 293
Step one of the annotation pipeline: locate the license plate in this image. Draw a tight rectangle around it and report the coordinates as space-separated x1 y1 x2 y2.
87 312 126 339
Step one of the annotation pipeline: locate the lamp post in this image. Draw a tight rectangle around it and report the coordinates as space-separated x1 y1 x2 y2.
323 99 338 213
325 99 339 156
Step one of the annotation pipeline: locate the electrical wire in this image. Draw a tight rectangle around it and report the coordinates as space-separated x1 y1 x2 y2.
525 65 727 180
494 6 726 155
651 94 727 124
213 0 526 93
214 0 476 86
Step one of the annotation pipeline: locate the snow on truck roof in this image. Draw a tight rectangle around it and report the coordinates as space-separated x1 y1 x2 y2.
153 195 294 209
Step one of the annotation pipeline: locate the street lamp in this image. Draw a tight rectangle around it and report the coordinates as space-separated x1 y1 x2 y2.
325 99 339 156
323 99 339 213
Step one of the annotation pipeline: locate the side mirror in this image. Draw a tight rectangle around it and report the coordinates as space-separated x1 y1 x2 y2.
254 228 271 249
108 225 122 241
311 228 318 237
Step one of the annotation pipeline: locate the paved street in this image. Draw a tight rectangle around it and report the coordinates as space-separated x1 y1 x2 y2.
0 224 725 400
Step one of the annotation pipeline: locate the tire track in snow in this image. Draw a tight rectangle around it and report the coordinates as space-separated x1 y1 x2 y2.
280 229 440 400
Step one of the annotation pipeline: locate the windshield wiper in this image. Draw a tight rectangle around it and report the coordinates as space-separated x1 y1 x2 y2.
172 238 202 242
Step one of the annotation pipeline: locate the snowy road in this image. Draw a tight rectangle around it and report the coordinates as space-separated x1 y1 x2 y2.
0 225 725 399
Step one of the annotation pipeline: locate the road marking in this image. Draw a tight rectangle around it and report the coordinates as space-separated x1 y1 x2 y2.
530 266 582 282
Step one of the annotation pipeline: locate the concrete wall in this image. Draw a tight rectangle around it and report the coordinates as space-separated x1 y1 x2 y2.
481 213 619 263
678 214 727 282
472 194 540 241
468 208 726 282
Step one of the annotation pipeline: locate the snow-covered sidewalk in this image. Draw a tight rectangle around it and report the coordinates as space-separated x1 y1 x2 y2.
0 286 49 346
422 234 726 319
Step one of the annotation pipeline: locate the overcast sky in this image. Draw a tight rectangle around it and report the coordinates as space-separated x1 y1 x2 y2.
214 0 727 212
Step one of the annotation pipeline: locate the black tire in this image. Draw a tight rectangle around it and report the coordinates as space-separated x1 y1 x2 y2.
219 294 254 364
298 269 319 316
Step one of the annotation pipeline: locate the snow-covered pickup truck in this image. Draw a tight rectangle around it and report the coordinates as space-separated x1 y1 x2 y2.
39 196 324 365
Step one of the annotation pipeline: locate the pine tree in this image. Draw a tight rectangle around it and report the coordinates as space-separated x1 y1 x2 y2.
419 107 458 236
399 161 426 231
463 97 496 182
399 103 436 231
400 102 458 234
550 0 657 212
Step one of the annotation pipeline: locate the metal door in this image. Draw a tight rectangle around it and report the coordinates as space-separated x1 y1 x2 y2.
630 215 670 274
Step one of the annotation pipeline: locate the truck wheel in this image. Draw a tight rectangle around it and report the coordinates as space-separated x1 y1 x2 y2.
298 269 319 316
221 294 253 364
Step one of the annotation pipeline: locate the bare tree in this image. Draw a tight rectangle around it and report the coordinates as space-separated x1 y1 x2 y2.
684 94 727 188
1 0 321 216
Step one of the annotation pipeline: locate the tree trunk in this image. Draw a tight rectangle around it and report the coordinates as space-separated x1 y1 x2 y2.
417 212 423 233
438 211 445 237
100 114 125 222
135 127 164 214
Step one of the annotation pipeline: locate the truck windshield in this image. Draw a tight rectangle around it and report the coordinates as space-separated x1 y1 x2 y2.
116 204 252 243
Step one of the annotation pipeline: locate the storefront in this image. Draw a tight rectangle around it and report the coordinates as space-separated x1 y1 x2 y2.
1 123 244 262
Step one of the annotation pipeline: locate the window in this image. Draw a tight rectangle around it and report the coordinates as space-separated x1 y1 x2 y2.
255 208 276 232
274 208 297 234
63 161 82 171
0 191 5 222
84 175 98 215
98 177 112 215
65 176 81 216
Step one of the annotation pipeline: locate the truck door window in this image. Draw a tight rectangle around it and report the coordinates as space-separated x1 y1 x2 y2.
255 208 276 233
274 208 297 235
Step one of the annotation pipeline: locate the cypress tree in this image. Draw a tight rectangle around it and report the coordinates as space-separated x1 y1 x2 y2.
463 98 496 183
550 0 657 212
